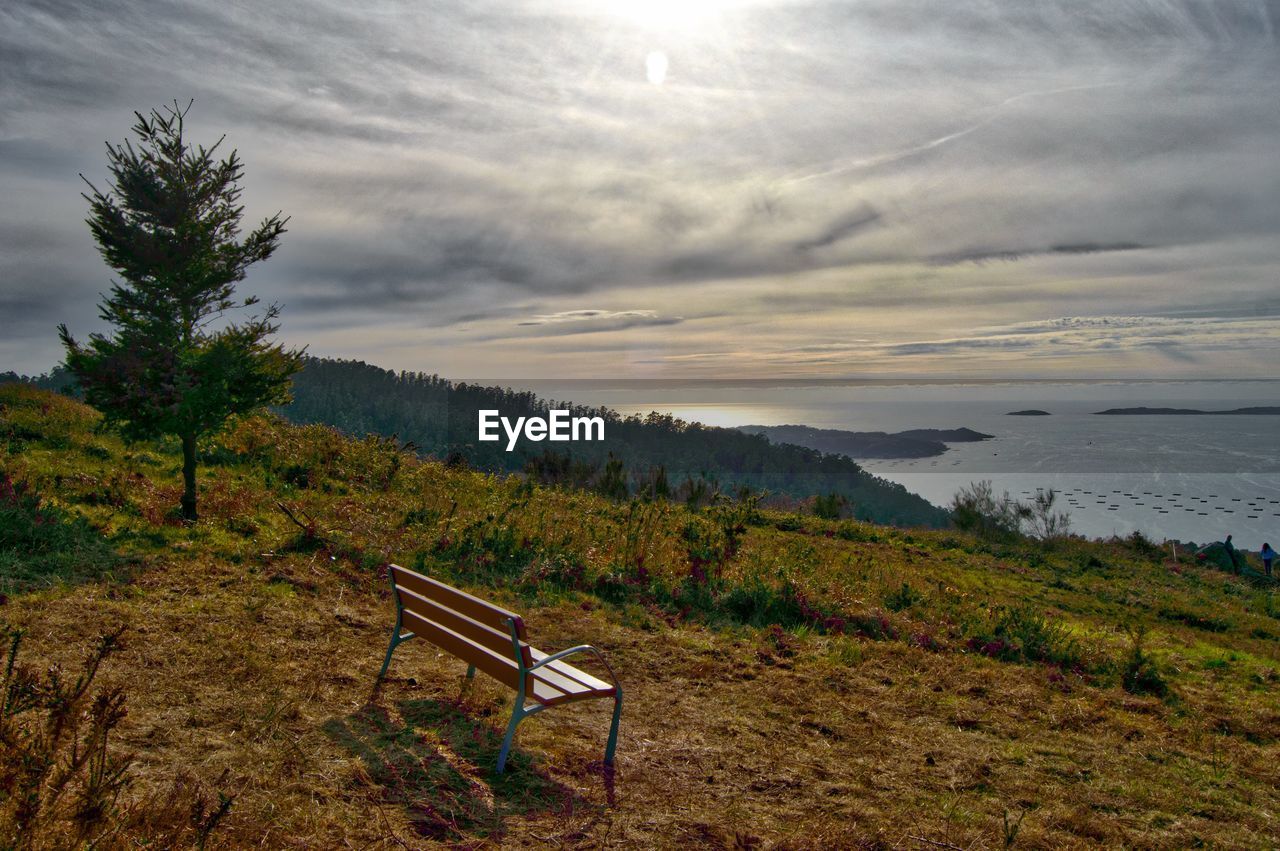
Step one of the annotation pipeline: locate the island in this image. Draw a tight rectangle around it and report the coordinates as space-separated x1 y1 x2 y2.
736 424 994 459
1093 407 1280 416
1007 409 1052 416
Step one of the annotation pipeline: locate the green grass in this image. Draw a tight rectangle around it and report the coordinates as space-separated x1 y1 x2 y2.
0 470 124 593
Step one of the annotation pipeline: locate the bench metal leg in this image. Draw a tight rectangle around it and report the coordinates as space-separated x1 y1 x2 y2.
466 664 476 679
493 619 622 774
494 691 622 774
496 702 524 774
378 572 413 680
378 628 415 680
605 689 622 767
378 625 400 679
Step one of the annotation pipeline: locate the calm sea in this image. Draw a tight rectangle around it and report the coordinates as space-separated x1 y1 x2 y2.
502 380 1280 551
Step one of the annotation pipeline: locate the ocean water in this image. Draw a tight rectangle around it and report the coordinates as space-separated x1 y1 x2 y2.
505 380 1280 550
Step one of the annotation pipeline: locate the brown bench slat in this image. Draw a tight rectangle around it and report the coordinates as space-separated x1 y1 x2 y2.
396 585 524 663
391 565 525 638
398 608 587 704
400 608 525 692
529 648 615 694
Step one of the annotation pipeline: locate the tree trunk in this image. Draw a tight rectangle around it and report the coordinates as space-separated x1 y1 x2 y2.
180 431 198 522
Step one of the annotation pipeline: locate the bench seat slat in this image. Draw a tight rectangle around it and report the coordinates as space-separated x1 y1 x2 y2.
530 677 571 705
529 664 600 701
529 649 615 694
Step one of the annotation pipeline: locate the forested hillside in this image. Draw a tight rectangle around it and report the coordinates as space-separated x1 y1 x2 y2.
279 357 948 527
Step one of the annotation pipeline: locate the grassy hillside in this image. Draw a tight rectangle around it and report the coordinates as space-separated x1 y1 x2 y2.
2 383 1279 848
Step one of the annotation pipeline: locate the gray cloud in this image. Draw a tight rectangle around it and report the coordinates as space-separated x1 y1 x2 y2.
793 205 882 252
929 242 1149 265
878 315 1278 361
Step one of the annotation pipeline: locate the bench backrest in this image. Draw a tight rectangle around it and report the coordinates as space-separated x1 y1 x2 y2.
389 564 534 691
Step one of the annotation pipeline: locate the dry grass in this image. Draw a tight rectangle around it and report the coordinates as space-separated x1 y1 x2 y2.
3 384 1279 848
10 564 1279 848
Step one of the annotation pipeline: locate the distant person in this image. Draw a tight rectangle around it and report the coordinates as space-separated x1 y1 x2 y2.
1263 542 1275 577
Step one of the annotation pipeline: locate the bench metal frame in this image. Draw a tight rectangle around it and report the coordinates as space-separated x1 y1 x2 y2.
378 570 622 774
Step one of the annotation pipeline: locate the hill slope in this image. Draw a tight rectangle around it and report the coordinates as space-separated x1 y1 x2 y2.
3 384 1279 848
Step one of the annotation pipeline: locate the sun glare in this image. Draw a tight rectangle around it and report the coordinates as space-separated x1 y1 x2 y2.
605 0 729 31
645 51 669 84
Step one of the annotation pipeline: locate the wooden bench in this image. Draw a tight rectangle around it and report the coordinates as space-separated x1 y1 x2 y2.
377 563 622 773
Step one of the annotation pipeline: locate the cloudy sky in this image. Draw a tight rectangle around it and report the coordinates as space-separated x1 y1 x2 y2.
2 0 1278 378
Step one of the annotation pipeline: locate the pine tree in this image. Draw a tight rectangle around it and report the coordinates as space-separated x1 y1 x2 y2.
60 102 303 521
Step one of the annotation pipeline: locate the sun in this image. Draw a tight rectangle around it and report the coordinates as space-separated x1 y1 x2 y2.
645 51 669 84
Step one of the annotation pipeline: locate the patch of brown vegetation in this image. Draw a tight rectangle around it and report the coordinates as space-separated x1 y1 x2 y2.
8 552 1279 848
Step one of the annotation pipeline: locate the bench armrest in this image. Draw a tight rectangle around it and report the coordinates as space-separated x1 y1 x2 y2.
528 644 620 690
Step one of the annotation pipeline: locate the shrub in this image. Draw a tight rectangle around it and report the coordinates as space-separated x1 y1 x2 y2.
847 610 896 641
966 605 1094 672
0 626 233 848
909 632 941 652
719 576 805 628
774 515 804 532
997 606 1083 668
683 518 720 585
431 515 538 581
518 551 587 592
708 493 759 562
1 627 131 846
635 464 671 501
835 523 880 543
951 480 1024 540
1156 606 1231 633
1125 529 1161 558
596 455 629 501
951 482 1071 542
677 475 717 511
1121 625 1169 698
1023 489 1071 541
883 582 923 612
813 492 846 520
